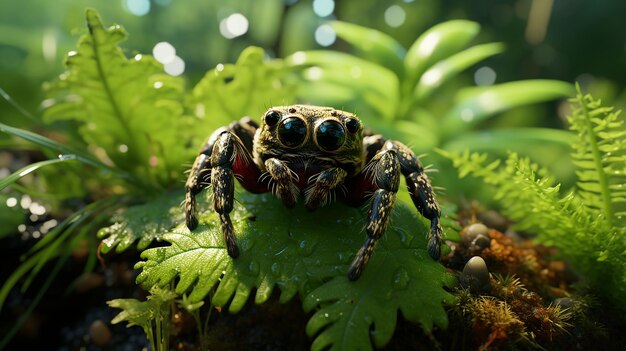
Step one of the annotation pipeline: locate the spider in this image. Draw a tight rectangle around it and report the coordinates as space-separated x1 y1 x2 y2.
185 105 442 280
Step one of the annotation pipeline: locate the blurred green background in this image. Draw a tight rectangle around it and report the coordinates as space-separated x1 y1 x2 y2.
1 0 625 129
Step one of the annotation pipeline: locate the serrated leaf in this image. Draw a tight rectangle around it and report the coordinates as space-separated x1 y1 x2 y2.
190 46 294 132
304 249 455 351
328 21 406 76
98 191 185 253
136 189 454 350
43 9 190 189
108 286 177 328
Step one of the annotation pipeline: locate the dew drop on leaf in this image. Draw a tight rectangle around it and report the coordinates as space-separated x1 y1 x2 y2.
337 252 350 263
297 239 317 257
393 267 410 289
270 262 281 276
248 260 260 275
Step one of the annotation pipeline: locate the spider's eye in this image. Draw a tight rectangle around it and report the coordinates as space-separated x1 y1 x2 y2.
345 118 360 134
278 117 307 147
264 110 281 126
316 120 345 151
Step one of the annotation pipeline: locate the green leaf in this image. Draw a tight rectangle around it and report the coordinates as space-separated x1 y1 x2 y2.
0 156 76 191
286 50 399 120
43 9 190 189
443 128 575 152
441 80 574 135
413 42 505 102
109 286 177 328
304 251 454 351
98 191 185 253
404 20 480 87
136 189 454 349
190 46 295 132
328 21 406 77
568 85 626 226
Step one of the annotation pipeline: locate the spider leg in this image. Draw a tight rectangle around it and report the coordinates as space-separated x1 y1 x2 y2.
184 117 263 258
264 158 299 208
386 140 442 260
347 149 400 280
304 168 348 210
209 132 242 257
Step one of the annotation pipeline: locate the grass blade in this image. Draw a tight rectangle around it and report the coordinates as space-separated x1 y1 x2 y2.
0 157 76 191
0 122 136 182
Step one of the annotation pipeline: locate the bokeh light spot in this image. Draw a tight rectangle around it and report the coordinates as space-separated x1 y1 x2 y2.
123 0 151 16
220 13 249 39
315 24 336 47
153 42 176 64
164 56 185 76
6 197 17 208
313 0 335 17
474 66 497 86
384 5 406 28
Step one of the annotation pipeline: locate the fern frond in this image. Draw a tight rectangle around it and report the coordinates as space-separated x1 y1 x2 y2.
569 85 626 227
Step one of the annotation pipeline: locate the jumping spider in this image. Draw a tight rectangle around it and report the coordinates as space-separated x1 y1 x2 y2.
185 105 442 280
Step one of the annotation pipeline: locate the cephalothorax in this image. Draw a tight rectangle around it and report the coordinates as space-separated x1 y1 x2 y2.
185 105 442 280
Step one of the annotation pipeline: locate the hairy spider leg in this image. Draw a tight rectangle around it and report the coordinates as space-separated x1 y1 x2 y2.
304 168 348 210
387 140 442 261
184 118 265 258
347 148 400 280
264 158 299 208
345 137 443 280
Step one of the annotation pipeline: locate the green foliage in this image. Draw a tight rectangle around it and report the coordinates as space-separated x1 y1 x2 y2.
441 87 626 310
136 190 455 350
43 9 191 191
97 191 184 253
0 7 291 332
286 20 574 156
108 286 178 351
189 46 295 129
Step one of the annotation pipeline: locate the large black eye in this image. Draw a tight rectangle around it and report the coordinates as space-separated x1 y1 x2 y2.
345 118 360 134
278 117 307 147
316 120 345 151
264 110 281 126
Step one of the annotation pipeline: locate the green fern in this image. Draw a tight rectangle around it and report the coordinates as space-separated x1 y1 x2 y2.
43 9 191 191
97 191 184 253
569 87 626 226
189 46 295 129
108 286 178 351
441 87 626 310
136 189 455 350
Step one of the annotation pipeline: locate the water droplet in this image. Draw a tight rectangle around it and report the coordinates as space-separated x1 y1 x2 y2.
271 262 281 276
337 252 350 263
297 239 317 257
248 260 260 275
324 313 329 318
393 267 410 289
396 229 408 246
